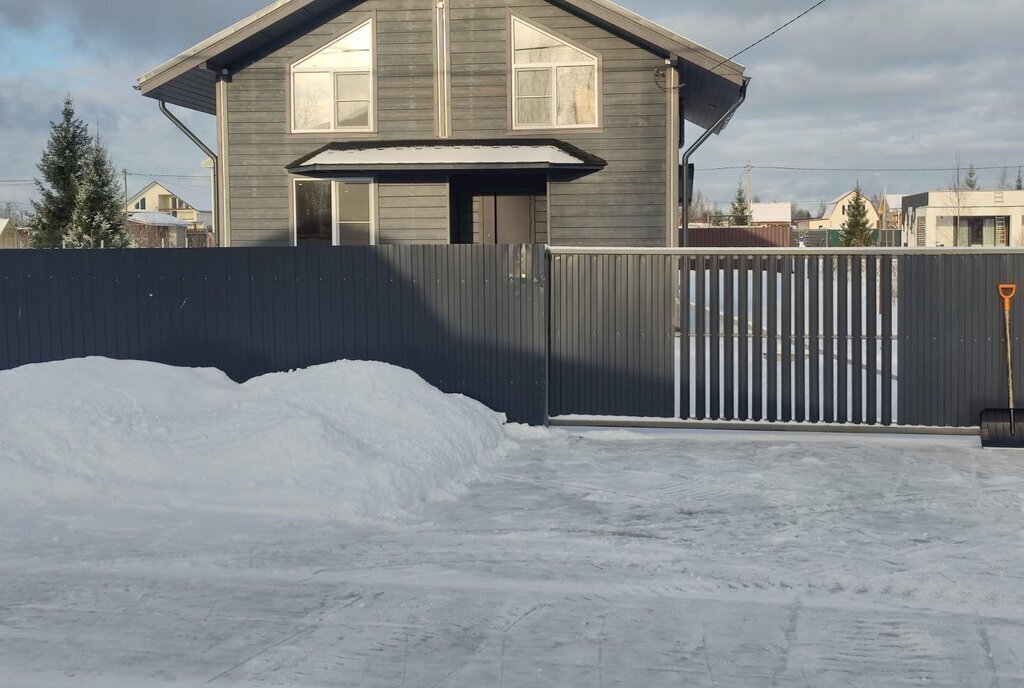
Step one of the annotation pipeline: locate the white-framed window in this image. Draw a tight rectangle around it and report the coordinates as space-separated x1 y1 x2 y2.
511 16 598 130
293 177 376 246
291 20 375 133
134 198 146 210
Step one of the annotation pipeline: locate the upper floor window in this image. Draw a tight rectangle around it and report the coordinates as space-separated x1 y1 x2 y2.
511 17 598 130
134 198 146 211
292 20 374 133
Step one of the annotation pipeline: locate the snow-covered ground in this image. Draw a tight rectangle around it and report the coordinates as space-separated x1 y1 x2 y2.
2 360 1024 686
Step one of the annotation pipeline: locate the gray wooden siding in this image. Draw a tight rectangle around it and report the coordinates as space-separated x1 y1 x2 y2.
448 0 668 246
377 175 450 244
533 195 548 244
225 0 668 247
226 0 439 246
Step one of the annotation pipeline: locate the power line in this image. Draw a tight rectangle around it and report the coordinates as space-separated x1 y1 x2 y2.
709 0 831 73
657 0 831 91
126 171 211 180
700 163 1024 173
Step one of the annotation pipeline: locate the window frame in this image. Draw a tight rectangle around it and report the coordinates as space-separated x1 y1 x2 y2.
509 15 601 132
290 19 377 134
291 176 378 247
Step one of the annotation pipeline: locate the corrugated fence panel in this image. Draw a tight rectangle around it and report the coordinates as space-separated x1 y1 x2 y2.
900 253 1024 428
689 227 792 248
549 253 675 418
0 245 548 425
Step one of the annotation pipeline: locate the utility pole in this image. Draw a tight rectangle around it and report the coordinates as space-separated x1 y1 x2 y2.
746 161 753 209
123 169 128 206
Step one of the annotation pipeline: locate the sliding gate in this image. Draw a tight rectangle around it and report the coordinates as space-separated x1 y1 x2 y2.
550 247 1024 430
679 251 898 425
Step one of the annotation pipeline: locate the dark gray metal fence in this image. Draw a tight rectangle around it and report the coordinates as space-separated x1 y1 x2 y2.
899 254 1024 427
0 245 548 424
680 252 898 425
548 252 675 418
4 245 1021 430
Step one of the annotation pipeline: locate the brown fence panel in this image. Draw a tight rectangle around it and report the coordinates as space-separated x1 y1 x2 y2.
688 227 792 248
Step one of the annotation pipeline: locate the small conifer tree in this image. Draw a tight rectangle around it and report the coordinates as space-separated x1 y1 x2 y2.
730 181 750 226
27 96 91 247
840 187 875 247
63 134 129 249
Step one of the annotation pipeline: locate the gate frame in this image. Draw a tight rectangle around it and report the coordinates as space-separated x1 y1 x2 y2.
548 245 1024 435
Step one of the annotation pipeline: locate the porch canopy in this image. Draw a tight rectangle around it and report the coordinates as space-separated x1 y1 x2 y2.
287 140 607 174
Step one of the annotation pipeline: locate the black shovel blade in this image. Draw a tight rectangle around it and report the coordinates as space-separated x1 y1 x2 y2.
979 408 1024 448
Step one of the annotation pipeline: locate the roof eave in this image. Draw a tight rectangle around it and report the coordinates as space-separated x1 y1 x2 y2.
289 162 605 174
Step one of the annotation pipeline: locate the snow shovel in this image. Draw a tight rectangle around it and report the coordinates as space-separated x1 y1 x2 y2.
980 284 1024 448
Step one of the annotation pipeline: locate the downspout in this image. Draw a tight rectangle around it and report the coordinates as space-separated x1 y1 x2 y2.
158 100 220 247
680 78 749 247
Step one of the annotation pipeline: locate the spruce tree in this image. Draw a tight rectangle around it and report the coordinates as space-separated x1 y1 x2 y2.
730 181 750 226
1016 167 1023 191
27 96 92 248
965 162 978 190
63 134 129 249
840 188 874 247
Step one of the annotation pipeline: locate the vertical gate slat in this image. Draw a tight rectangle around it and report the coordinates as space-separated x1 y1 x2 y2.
881 255 894 425
767 256 779 422
852 256 864 424
823 256 836 422
897 255 908 425
695 257 706 420
795 256 807 422
837 256 849 423
866 256 878 425
723 256 735 420
752 256 764 421
808 256 820 423
781 256 793 422
680 256 691 419
709 257 721 420
738 256 750 421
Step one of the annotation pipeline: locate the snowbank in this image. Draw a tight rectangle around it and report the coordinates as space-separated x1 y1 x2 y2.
0 358 511 521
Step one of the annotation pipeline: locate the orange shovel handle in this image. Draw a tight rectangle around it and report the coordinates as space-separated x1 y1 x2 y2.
1000 284 1017 313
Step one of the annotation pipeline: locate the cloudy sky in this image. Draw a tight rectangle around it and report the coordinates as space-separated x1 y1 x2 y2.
1 0 1022 214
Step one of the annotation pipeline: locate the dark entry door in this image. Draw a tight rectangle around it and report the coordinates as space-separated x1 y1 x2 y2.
481 194 533 244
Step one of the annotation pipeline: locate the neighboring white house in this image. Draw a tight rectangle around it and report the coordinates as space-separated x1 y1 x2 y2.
126 211 191 248
795 190 881 231
750 202 792 229
126 180 213 232
902 190 1024 247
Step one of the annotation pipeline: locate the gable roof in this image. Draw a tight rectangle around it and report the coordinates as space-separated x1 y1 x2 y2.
822 190 877 220
127 180 212 213
137 0 746 132
128 212 193 228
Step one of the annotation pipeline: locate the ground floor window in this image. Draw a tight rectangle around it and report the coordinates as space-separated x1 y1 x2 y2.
293 177 375 246
953 216 1010 247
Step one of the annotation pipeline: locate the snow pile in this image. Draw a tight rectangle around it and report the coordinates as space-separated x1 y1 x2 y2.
0 358 511 520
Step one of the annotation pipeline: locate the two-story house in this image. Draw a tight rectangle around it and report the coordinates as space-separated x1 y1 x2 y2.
126 181 214 232
136 0 747 248
795 189 881 232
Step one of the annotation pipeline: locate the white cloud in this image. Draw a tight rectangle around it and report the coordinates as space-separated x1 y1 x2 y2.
1 0 1022 212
